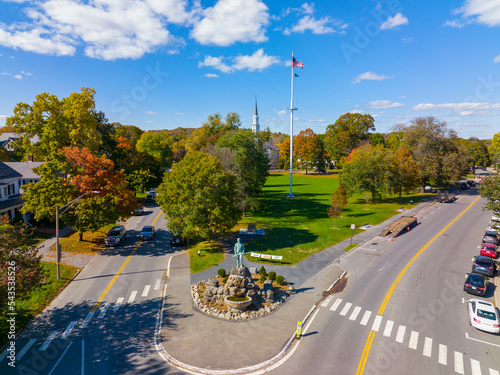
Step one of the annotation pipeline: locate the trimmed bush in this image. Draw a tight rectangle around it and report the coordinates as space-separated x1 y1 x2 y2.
223 275 229 285
259 274 266 283
218 268 226 278
276 275 285 285
259 266 267 276
268 271 276 281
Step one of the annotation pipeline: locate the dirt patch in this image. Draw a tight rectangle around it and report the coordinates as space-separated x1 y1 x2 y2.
321 275 347 298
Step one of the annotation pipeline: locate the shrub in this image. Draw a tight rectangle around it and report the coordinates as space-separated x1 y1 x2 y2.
223 276 229 285
218 268 226 278
259 274 266 283
259 266 267 276
276 275 285 285
268 271 276 281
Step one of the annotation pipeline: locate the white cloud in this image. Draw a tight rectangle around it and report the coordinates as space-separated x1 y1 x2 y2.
352 71 392 84
308 118 327 122
451 0 500 27
13 74 22 79
277 110 286 115
0 27 76 56
301 3 314 15
173 112 186 115
380 13 409 30
350 109 363 114
286 15 347 34
232 49 281 71
459 111 474 116
494 54 500 63
367 100 405 109
204 73 219 78
145 111 158 115
413 102 500 111
199 49 280 73
190 0 269 46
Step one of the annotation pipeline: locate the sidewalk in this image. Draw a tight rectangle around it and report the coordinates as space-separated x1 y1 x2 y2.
158 200 435 372
36 226 96 269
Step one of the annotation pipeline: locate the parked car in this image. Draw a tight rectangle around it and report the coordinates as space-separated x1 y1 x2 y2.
468 299 500 334
464 273 489 296
170 235 186 246
467 180 476 187
460 182 469 190
140 225 155 241
105 225 126 246
134 205 144 216
482 235 498 246
492 213 500 222
484 230 498 240
480 243 498 258
145 193 155 202
471 255 496 277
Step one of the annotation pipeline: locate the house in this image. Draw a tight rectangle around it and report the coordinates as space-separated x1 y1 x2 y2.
0 132 39 155
0 160 43 221
264 142 280 169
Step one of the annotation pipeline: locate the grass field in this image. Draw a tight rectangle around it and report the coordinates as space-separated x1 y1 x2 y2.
239 173 433 265
189 241 225 274
0 262 78 349
50 224 113 254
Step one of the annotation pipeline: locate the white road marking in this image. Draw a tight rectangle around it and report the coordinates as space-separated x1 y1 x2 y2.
349 306 362 321
61 321 77 340
98 302 110 319
470 359 481 375
438 344 447 365
81 339 85 375
142 285 151 297
48 341 73 375
454 351 464 374
330 298 342 311
422 337 432 357
16 339 36 360
490 369 500 375
40 331 59 351
409 331 419 350
339 302 352 316
321 295 333 308
383 320 394 337
0 348 8 362
154 279 161 290
395 325 406 343
465 332 500 348
371 315 382 332
80 311 94 329
360 311 372 326
114 297 124 312
128 290 137 303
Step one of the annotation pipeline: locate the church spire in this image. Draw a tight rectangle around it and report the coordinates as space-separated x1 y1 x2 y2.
252 97 260 133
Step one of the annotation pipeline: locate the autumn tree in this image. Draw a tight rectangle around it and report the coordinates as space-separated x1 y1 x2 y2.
341 144 390 203
390 148 420 197
327 182 348 229
156 152 242 241
294 128 322 174
6 88 103 160
490 132 500 168
22 147 136 240
278 137 291 169
324 113 375 166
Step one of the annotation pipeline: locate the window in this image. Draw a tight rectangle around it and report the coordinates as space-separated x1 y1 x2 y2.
7 184 15 196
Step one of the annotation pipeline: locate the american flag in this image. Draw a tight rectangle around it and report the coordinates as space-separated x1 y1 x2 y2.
291 57 304 68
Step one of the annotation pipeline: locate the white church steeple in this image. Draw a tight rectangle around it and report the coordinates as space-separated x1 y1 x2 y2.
252 98 260 133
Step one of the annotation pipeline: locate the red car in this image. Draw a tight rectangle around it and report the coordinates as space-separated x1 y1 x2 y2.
480 243 497 258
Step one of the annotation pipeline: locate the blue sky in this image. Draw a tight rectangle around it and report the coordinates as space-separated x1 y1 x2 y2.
1 0 500 139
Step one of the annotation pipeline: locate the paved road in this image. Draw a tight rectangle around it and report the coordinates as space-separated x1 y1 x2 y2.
267 189 500 375
0 202 183 375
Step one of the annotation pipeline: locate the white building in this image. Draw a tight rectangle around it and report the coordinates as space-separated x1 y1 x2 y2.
252 98 260 133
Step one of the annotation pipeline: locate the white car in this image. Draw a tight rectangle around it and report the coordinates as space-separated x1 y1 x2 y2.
468 299 500 334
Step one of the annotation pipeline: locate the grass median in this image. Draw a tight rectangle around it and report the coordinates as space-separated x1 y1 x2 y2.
189 241 225 274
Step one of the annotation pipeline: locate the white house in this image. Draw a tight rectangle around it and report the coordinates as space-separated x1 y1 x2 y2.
0 161 43 221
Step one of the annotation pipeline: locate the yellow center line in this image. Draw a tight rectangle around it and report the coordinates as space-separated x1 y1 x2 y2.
356 196 480 375
91 209 163 312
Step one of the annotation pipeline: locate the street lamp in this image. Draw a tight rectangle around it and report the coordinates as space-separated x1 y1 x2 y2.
56 191 100 279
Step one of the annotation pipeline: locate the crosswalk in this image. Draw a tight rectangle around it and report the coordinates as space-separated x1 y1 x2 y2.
0 279 163 363
321 297 500 375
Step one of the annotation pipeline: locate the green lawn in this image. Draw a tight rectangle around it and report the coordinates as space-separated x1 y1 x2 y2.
189 241 225 274
240 173 433 265
0 261 78 349
50 224 113 254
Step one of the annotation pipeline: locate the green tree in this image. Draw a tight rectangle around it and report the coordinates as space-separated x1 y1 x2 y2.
216 129 269 216
156 152 242 241
112 123 144 148
324 113 375 166
390 148 420 197
400 117 463 192
293 128 322 174
490 132 500 169
136 131 174 169
341 144 390 203
369 133 385 146
480 174 500 213
0 216 44 313
6 88 103 160
188 112 242 151
467 137 490 173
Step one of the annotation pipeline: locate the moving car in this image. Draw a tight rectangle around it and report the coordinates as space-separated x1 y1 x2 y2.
171 235 186 246
468 299 500 334
464 273 489 296
140 225 155 241
145 193 155 202
471 255 496 277
480 243 497 258
105 225 126 246
134 205 144 216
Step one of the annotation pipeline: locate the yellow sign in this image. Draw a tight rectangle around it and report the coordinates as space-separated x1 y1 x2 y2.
296 321 302 337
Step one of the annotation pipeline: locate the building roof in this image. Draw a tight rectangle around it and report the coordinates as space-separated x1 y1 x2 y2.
4 162 43 179
0 162 22 180
264 142 279 151
0 132 39 144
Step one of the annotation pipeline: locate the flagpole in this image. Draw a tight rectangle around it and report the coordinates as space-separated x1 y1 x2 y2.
287 52 297 198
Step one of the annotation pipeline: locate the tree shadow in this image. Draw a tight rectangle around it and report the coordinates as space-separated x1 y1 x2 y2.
243 227 318 255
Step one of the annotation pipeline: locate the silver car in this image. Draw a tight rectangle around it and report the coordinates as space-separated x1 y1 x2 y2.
105 225 126 246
